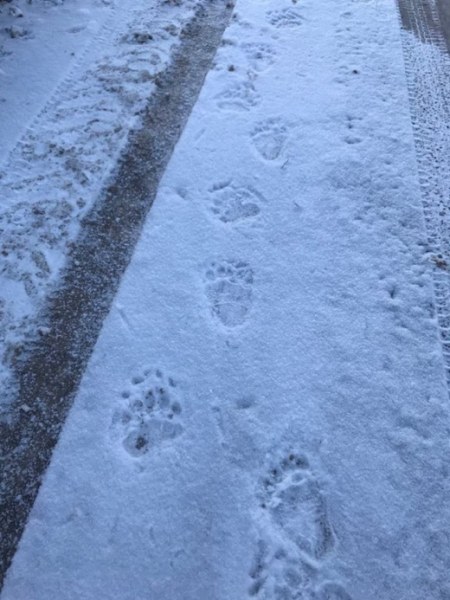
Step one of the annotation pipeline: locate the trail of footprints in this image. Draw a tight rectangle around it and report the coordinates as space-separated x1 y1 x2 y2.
249 450 352 599
206 8 299 327
113 369 183 457
214 5 302 111
113 5 349 597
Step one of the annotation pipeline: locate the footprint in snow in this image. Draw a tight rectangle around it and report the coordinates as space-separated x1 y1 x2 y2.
315 582 354 600
204 259 254 328
242 42 277 72
249 536 315 598
260 451 335 561
215 80 260 112
251 118 291 162
121 30 154 45
249 449 352 599
209 182 261 223
113 368 183 457
267 8 305 29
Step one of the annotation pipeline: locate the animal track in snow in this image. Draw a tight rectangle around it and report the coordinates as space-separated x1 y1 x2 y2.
267 8 305 29
251 118 290 161
248 538 315 598
113 369 183 457
243 42 277 72
209 183 261 223
249 450 346 599
315 582 354 600
216 80 260 112
260 451 335 561
204 260 254 328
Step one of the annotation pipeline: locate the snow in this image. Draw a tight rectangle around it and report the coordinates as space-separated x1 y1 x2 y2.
0 0 199 408
395 0 450 382
2 0 450 598
0 0 112 163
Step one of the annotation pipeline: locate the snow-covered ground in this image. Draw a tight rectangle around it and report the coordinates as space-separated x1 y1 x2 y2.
2 0 450 598
0 0 200 404
396 0 450 383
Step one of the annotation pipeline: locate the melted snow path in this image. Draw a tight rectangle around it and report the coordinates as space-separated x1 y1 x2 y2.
3 0 450 598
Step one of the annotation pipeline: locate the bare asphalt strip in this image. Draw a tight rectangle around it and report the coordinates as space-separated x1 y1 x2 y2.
0 0 234 588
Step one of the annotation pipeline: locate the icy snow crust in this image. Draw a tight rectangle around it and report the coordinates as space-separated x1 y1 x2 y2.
0 0 199 406
3 0 450 599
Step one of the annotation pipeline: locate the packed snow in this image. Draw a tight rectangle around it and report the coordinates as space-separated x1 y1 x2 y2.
2 0 450 598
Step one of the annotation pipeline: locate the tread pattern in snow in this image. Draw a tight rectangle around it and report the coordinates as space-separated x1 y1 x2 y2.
0 0 235 588
396 0 450 385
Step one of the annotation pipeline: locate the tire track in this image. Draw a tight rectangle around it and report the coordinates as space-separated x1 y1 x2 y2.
395 0 450 385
